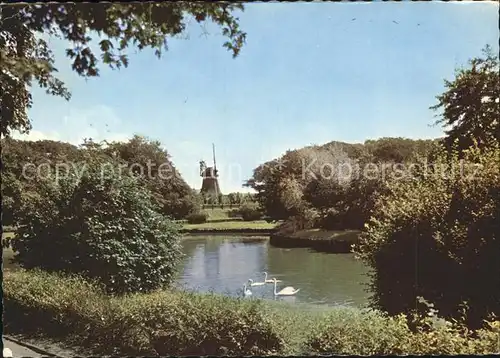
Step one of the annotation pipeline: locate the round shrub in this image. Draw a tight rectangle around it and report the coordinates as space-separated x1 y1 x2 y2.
9 161 183 294
186 212 208 224
238 205 262 221
227 208 242 218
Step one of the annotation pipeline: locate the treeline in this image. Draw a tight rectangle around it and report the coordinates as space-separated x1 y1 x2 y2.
246 46 500 329
1 135 202 225
201 192 257 207
1 134 258 226
245 137 441 230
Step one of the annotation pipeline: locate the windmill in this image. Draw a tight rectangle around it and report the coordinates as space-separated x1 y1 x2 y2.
200 143 221 203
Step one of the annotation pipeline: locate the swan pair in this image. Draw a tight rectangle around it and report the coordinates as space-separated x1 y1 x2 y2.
247 271 281 286
243 273 300 297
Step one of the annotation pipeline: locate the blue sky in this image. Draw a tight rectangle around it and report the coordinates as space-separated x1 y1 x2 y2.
15 1 499 192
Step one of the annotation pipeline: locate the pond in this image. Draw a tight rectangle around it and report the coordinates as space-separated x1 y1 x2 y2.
176 235 372 308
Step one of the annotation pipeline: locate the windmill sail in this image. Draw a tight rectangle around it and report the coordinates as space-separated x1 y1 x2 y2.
200 144 221 201
212 143 218 177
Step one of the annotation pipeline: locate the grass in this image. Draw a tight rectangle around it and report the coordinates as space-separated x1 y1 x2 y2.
182 220 278 231
3 269 500 356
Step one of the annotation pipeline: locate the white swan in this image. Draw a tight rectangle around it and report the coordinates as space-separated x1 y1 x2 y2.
248 278 266 287
243 283 252 296
273 277 300 296
264 272 282 283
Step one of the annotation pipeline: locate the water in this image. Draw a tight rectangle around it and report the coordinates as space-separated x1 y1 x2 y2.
175 235 371 308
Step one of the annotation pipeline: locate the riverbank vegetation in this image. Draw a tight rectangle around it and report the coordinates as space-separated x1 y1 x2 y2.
269 229 359 253
4 269 500 356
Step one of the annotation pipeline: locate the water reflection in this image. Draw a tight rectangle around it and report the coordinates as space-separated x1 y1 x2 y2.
176 236 371 308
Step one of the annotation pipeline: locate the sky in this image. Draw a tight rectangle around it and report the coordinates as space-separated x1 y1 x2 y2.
12 1 499 193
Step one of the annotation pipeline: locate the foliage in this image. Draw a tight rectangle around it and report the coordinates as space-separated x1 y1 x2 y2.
1 2 246 136
305 307 500 355
246 143 359 222
246 138 439 229
6 159 183 294
237 204 263 221
227 192 239 205
186 212 208 224
0 137 83 226
227 208 243 218
4 270 500 356
3 269 284 356
104 135 200 219
431 45 500 152
1 136 200 222
354 143 500 329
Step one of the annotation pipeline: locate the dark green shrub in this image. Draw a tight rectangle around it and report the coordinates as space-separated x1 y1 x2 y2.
227 208 242 218
186 212 208 224
354 144 500 328
8 160 183 294
238 205 262 221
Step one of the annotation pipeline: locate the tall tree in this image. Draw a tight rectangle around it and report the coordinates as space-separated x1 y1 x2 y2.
0 3 246 136
431 45 500 152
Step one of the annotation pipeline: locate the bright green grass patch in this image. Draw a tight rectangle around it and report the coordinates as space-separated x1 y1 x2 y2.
183 220 278 231
201 207 238 221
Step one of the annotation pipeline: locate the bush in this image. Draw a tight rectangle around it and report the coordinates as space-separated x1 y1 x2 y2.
7 160 183 294
227 208 242 218
305 307 499 355
186 212 208 224
3 270 285 356
238 205 262 221
354 144 500 328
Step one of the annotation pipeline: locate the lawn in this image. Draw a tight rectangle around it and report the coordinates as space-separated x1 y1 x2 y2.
182 220 278 231
201 207 237 221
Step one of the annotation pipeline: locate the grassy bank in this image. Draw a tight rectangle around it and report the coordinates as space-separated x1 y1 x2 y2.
270 229 360 253
4 269 500 356
181 220 278 233
201 207 243 221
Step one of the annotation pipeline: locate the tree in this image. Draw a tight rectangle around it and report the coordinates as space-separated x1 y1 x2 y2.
0 137 82 227
354 143 500 329
104 135 199 219
227 192 236 206
7 158 183 294
0 3 246 136
431 45 500 152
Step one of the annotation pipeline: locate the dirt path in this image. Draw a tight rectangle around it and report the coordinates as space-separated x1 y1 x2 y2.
3 337 45 357
3 335 85 357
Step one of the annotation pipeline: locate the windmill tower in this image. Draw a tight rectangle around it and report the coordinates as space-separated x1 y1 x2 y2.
200 143 221 203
